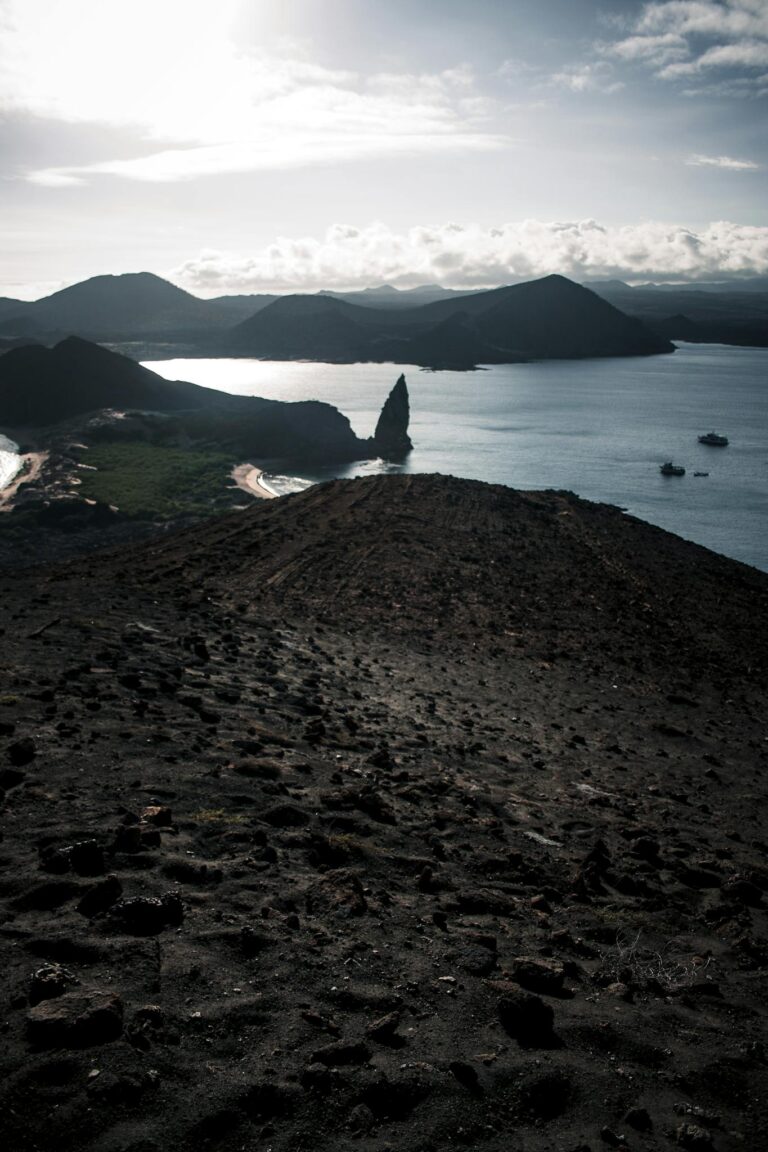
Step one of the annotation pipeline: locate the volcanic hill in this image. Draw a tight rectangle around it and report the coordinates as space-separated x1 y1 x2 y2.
0 474 766 1152
0 274 270 341
227 274 674 365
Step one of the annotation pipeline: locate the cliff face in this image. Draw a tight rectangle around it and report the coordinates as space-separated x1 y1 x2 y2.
372 373 412 459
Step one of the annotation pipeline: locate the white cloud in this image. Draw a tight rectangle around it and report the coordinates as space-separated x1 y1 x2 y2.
682 70 768 95
638 1 768 40
661 37 768 75
0 0 505 184
170 219 768 294
27 169 85 188
686 152 760 167
607 32 690 65
600 0 768 94
549 63 624 94
30 128 505 186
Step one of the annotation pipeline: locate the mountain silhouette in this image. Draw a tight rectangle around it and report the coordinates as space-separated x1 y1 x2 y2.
229 294 373 359
0 273 261 340
2 270 763 355
588 279 768 348
228 274 673 363
469 274 670 358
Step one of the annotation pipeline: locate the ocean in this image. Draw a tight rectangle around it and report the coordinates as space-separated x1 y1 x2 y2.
144 343 768 573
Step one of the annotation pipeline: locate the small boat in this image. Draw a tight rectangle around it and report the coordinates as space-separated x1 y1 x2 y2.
698 431 728 446
694 471 709 477
660 462 685 476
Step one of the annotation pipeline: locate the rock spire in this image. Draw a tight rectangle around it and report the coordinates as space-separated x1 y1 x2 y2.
372 374 412 460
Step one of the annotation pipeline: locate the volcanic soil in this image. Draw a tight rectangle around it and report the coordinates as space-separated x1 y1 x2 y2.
0 473 767 1152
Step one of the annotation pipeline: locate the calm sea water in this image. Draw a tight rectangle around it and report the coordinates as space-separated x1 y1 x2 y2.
145 344 768 572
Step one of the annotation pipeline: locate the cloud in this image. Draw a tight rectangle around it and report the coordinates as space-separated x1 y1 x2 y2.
660 37 768 76
601 0 768 95
29 127 506 185
27 169 85 187
686 152 760 168
170 219 768 294
638 1 768 40
0 0 505 183
549 63 624 94
607 32 690 65
682 70 768 95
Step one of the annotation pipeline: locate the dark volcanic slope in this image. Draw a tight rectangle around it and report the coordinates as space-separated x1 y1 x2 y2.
0 336 227 424
143 474 768 679
0 475 766 1152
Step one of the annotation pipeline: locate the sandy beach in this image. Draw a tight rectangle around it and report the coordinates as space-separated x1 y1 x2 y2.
231 462 278 500
0 450 48 511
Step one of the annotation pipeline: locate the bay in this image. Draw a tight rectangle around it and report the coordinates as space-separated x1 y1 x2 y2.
144 343 768 572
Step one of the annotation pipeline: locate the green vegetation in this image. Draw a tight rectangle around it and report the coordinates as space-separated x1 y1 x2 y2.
191 809 248 825
75 442 237 518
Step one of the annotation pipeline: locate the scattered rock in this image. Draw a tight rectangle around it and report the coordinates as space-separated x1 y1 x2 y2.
722 875 763 906
347 1102 376 1134
69 839 106 876
39 845 72 874
599 1127 623 1147
16 880 81 912
77 875 123 918
141 805 173 825
449 1060 481 1092
0 766 25 789
27 990 123 1048
7 737 35 766
261 803 310 828
367 1011 401 1043
495 985 556 1045
111 892 183 935
306 869 367 917
676 1122 714 1150
624 1106 652 1131
29 964 77 1006
631 836 660 862
508 956 565 995
311 1041 371 1066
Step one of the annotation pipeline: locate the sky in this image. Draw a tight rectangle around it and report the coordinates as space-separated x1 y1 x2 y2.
1 0 767 299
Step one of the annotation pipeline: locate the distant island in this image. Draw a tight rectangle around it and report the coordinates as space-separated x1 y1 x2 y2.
0 272 677 368
3 269 766 364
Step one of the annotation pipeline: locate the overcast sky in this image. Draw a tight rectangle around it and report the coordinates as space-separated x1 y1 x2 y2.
1 0 767 298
